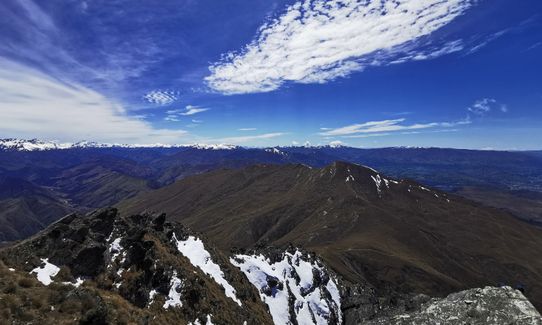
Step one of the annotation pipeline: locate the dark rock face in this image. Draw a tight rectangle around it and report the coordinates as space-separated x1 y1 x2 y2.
0 208 274 324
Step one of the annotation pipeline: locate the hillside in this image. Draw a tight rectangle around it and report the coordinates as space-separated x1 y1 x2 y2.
1 207 540 324
1 141 541 242
119 162 542 310
0 176 72 242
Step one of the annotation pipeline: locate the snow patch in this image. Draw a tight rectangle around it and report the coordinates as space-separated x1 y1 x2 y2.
109 237 123 261
62 277 84 287
30 258 60 285
148 289 158 307
265 147 287 156
163 272 184 309
172 234 242 306
371 174 384 194
231 250 342 325
188 315 214 325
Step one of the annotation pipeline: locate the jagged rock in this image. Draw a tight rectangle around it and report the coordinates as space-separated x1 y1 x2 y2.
231 246 343 324
1 207 541 324
0 208 273 324
366 286 542 325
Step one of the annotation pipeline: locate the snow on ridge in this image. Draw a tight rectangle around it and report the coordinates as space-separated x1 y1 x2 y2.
188 314 215 325
371 174 383 194
0 138 239 151
106 229 128 286
230 249 342 325
30 258 60 285
172 233 242 306
163 271 184 309
265 147 287 156
109 237 123 261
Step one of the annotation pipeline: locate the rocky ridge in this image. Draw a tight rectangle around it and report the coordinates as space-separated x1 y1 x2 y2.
0 208 272 324
118 162 542 311
0 208 541 324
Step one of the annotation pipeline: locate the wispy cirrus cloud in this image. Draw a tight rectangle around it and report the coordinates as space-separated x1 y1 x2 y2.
238 128 257 131
181 105 209 116
0 59 189 144
206 0 474 94
164 105 210 122
320 118 470 137
0 0 189 100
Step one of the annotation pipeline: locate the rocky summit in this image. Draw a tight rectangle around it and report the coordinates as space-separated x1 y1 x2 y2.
0 207 541 324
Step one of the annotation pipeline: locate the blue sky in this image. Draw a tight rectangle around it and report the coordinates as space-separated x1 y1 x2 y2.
0 0 541 149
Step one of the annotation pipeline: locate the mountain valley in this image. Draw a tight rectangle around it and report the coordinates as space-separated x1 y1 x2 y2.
1 141 542 324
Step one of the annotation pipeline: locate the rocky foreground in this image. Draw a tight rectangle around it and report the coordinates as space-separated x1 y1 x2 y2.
0 208 540 324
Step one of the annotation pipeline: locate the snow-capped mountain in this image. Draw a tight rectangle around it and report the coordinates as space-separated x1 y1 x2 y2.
0 138 239 151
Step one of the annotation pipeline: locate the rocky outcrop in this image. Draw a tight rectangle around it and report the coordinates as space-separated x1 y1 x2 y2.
0 208 273 324
365 286 542 325
1 208 541 324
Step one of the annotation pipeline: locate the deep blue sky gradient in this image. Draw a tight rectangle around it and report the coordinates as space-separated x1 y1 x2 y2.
0 0 541 148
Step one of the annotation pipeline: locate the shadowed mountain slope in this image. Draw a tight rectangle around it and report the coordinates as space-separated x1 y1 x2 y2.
119 162 542 310
0 176 72 242
2 144 542 242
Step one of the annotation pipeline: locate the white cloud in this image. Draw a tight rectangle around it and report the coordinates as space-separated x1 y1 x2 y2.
143 90 179 105
468 98 508 115
181 105 209 116
321 118 470 137
0 59 189 144
238 128 257 131
208 132 285 144
164 105 209 122
342 133 392 139
2 0 165 94
164 115 181 122
206 0 473 94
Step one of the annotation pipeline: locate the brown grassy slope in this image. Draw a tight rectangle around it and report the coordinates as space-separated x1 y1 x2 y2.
118 162 542 310
456 186 542 224
0 209 273 325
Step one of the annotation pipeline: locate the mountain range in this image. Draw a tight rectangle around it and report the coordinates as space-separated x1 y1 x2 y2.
118 162 542 311
1 139 542 323
1 139 541 242
1 207 540 324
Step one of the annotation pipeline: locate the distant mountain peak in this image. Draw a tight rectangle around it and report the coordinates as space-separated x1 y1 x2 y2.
324 161 401 194
0 138 239 151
